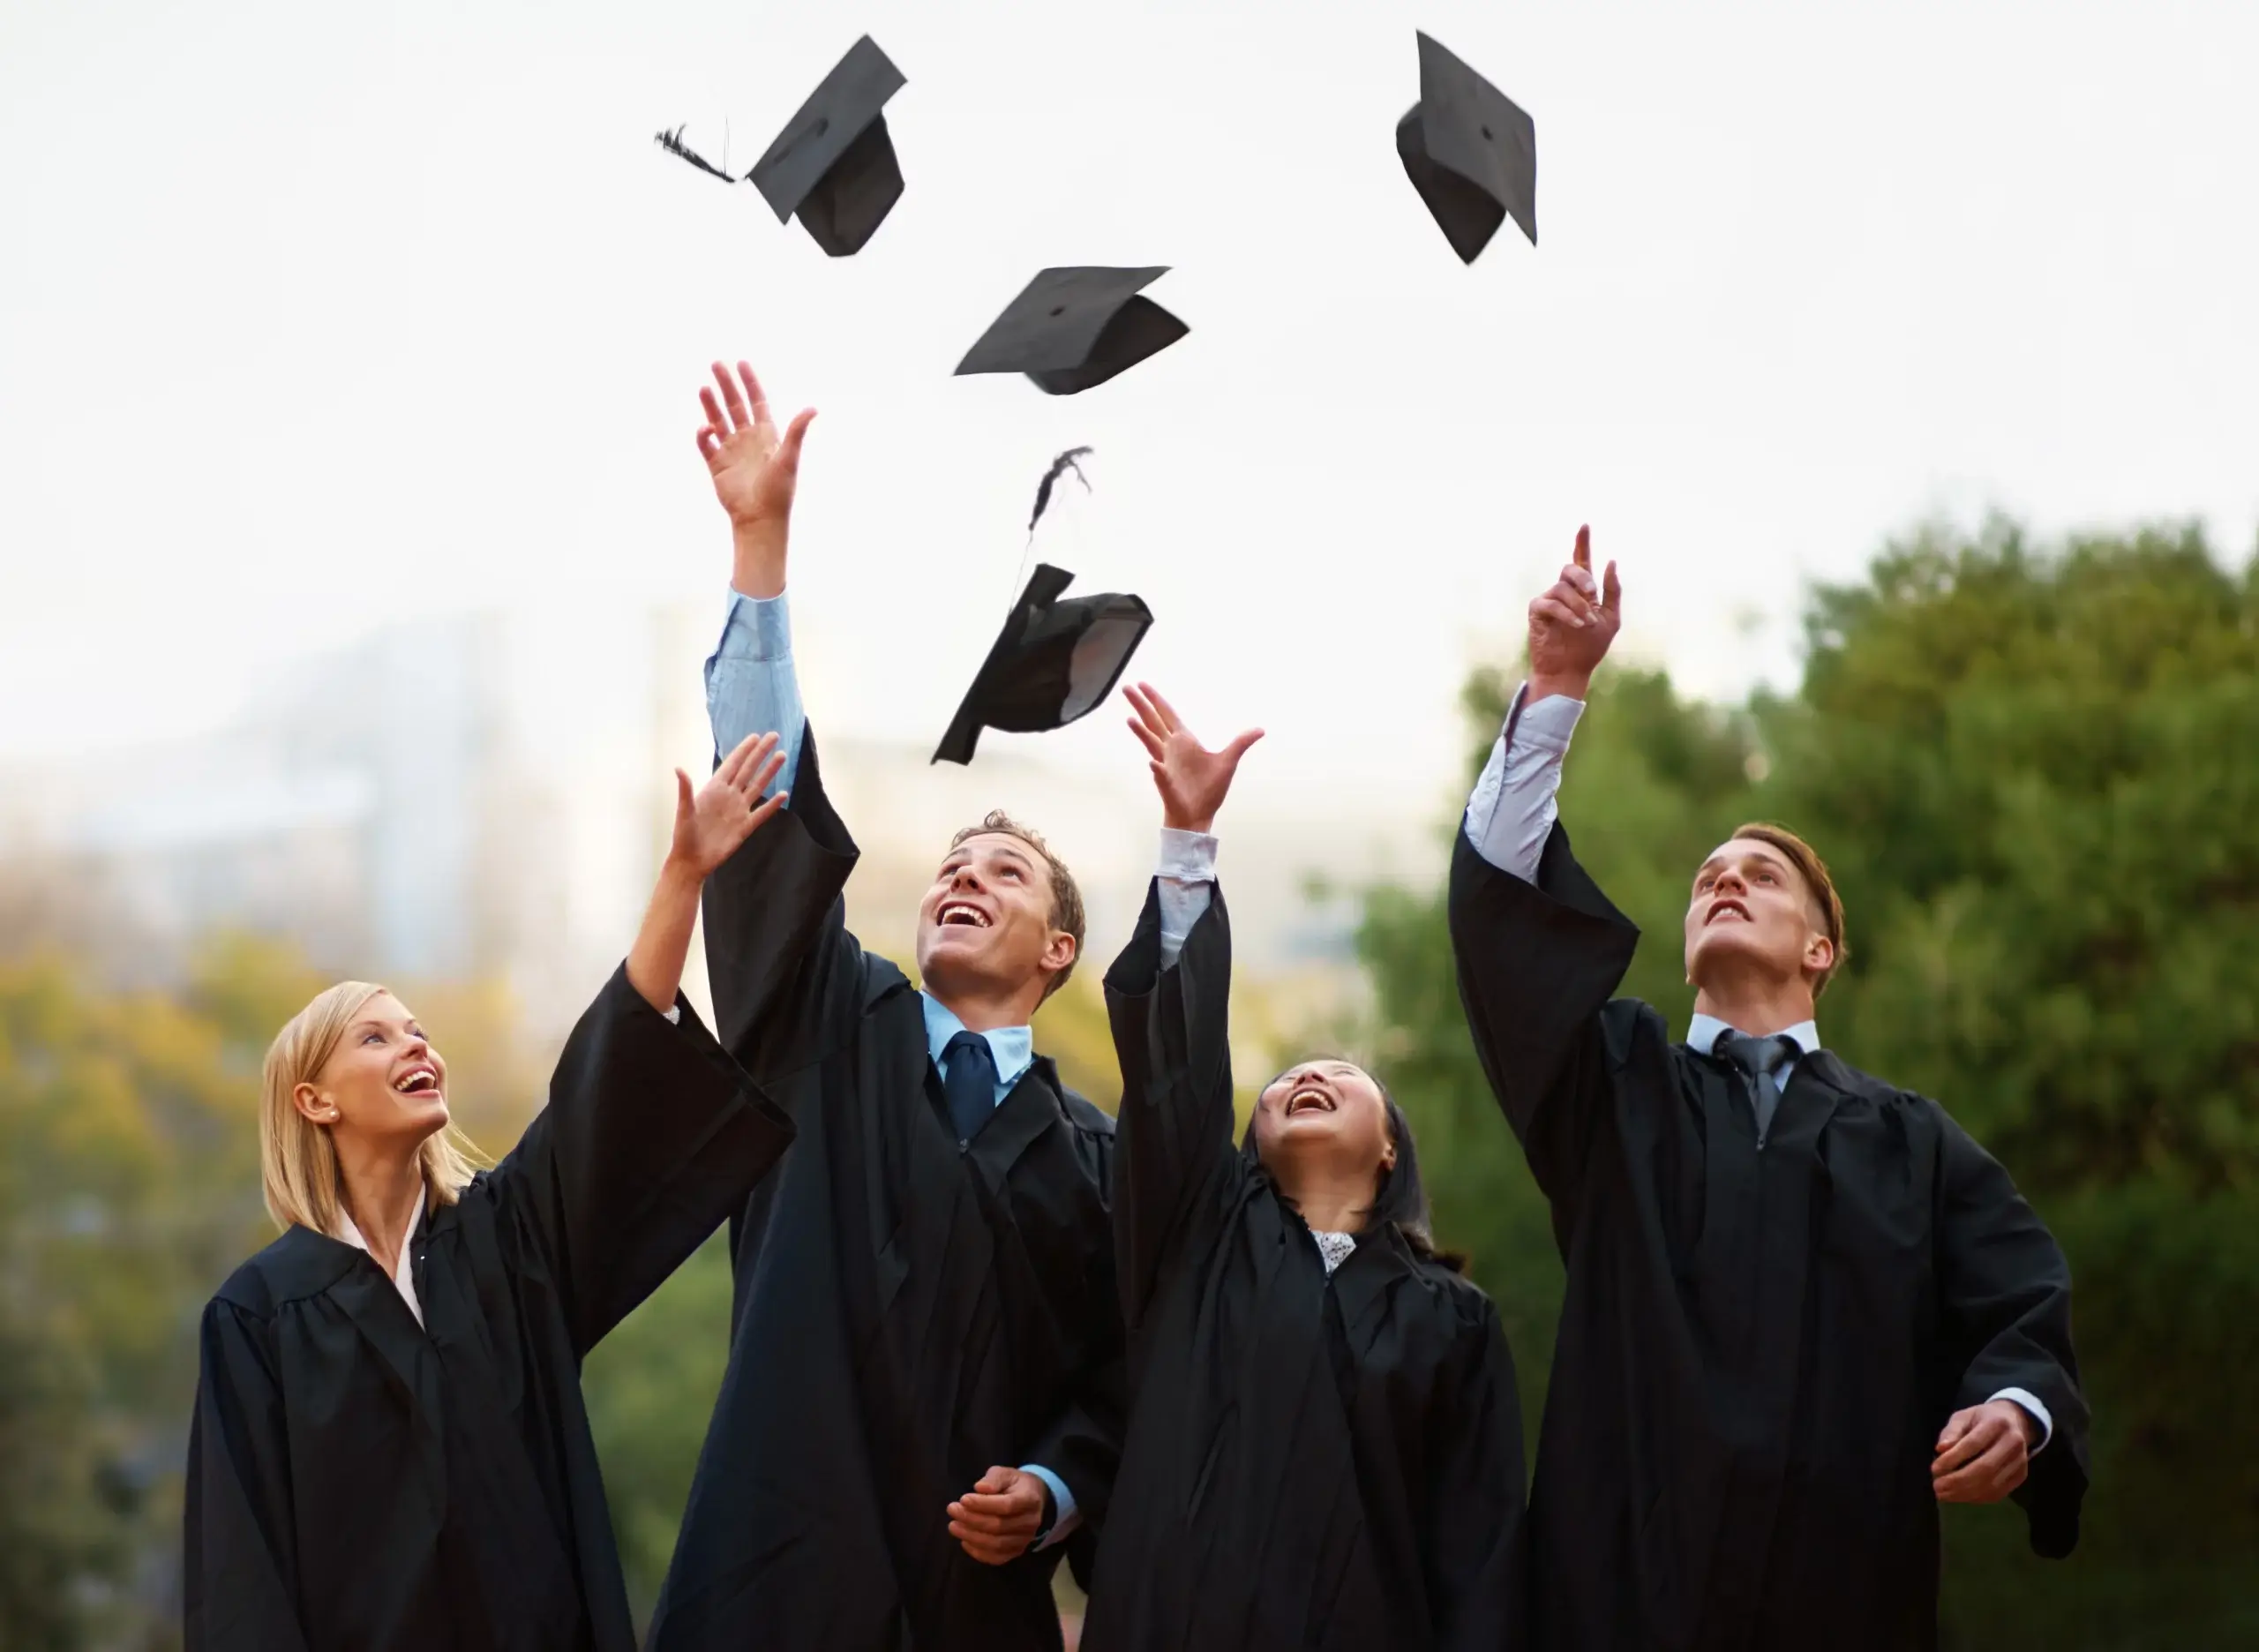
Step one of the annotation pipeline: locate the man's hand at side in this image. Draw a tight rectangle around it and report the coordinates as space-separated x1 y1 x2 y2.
946 1467 1053 1565
695 359 815 601
1933 1399 2040 1504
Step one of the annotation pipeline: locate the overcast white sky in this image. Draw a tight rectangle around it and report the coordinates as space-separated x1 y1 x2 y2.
5 0 2255 822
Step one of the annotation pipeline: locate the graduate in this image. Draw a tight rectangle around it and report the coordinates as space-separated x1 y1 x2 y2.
183 732 800 1651
1084 685 1525 1652
648 363 1124 1650
1449 530 2090 1650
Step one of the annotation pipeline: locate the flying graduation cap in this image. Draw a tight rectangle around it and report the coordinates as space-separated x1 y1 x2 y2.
1397 32 1538 264
955 267 1189 394
749 35 908 256
933 448 1152 765
657 36 909 255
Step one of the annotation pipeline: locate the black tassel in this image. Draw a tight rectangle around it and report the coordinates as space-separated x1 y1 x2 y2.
1028 447 1094 535
654 125 741 184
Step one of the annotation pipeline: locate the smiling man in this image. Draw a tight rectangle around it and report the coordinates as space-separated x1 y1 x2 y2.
647 364 1122 1651
1447 530 2089 1651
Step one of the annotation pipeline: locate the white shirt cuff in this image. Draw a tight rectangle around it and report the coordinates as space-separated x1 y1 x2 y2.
1158 826 1219 882
1988 1386 2053 1453
714 587 793 662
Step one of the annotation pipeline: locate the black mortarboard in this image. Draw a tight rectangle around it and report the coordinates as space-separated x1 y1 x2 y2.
747 35 907 257
954 267 1189 395
1396 32 1537 263
934 564 1153 765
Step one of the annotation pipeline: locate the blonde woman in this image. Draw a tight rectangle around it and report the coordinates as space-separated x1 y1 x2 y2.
184 732 798 1652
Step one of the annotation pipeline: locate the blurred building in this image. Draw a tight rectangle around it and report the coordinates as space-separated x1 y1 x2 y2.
0 603 1388 1041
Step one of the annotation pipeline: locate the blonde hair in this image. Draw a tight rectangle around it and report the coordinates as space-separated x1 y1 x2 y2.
259 980 487 1236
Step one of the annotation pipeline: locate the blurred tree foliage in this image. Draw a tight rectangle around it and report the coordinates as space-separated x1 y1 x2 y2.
1354 520 2259 1647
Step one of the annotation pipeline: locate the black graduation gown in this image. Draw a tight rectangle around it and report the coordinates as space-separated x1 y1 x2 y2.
1448 826 2089 1652
649 727 1124 1652
182 965 794 1652
1084 882 1526 1652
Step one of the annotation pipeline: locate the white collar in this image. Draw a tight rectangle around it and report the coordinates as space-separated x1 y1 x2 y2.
339 1191 427 1328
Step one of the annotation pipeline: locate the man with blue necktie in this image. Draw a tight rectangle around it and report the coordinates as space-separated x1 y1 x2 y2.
649 362 1125 1652
1448 529 2089 1651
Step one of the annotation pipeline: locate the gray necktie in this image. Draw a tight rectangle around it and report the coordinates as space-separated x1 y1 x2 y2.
1714 1030 1799 1144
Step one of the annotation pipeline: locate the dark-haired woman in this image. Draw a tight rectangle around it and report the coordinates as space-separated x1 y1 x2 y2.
1077 686 1526 1652
184 734 798 1651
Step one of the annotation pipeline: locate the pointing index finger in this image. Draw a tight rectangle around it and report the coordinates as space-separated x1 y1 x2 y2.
1572 523 1592 574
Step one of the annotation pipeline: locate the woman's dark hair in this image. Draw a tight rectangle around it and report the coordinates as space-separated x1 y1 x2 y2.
1242 1062 1467 1274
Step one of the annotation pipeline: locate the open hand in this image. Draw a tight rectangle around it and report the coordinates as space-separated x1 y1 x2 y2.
1124 682 1262 835
1933 1400 2039 1504
697 361 814 530
1527 524 1622 701
947 1466 1051 1566
668 732 789 880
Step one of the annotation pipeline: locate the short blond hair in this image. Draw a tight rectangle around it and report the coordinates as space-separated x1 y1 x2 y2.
948 811 1086 1000
259 981 486 1235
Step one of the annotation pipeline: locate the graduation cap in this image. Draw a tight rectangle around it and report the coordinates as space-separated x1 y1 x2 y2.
1397 32 1537 263
934 563 1153 765
748 35 908 256
955 267 1189 395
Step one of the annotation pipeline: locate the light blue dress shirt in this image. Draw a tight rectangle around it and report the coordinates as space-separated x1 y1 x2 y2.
1464 684 2053 1452
706 589 1079 1544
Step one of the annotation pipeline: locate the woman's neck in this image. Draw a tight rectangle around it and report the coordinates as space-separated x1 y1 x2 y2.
333 1140 426 1280
1277 1168 1372 1236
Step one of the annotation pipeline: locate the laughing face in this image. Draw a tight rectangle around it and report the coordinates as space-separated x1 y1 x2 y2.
1683 837 1834 990
1251 1059 1396 1182
291 991 451 1150
914 831 1075 1004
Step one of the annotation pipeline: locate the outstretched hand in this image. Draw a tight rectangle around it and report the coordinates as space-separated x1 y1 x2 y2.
668 732 790 880
696 360 815 599
1124 682 1263 835
1527 524 1622 702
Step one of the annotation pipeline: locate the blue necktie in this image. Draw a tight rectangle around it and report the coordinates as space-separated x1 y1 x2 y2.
942 1029 998 1146
1715 1030 1798 1144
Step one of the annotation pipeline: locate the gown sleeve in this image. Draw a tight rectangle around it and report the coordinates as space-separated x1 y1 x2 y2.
1102 877 1243 1333
1447 822 1642 1205
494 963 796 1355
1932 1108 2090 1558
700 721 871 1082
184 1297 311 1652
1424 1294 1528 1652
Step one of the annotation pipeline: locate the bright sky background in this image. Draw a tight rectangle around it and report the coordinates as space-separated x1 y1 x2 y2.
6 0 2256 826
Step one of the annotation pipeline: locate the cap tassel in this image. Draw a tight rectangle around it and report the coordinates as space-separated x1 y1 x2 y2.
654 125 743 184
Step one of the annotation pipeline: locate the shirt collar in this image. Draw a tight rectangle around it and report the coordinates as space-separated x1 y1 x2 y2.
920 993 1034 1089
1686 1013 1822 1063
338 1191 425 1273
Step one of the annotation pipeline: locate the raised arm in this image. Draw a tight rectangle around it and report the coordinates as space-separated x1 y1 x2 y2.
495 747 799 1355
1448 529 1640 1207
1102 684 1264 1330
688 360 871 1073
698 359 814 792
